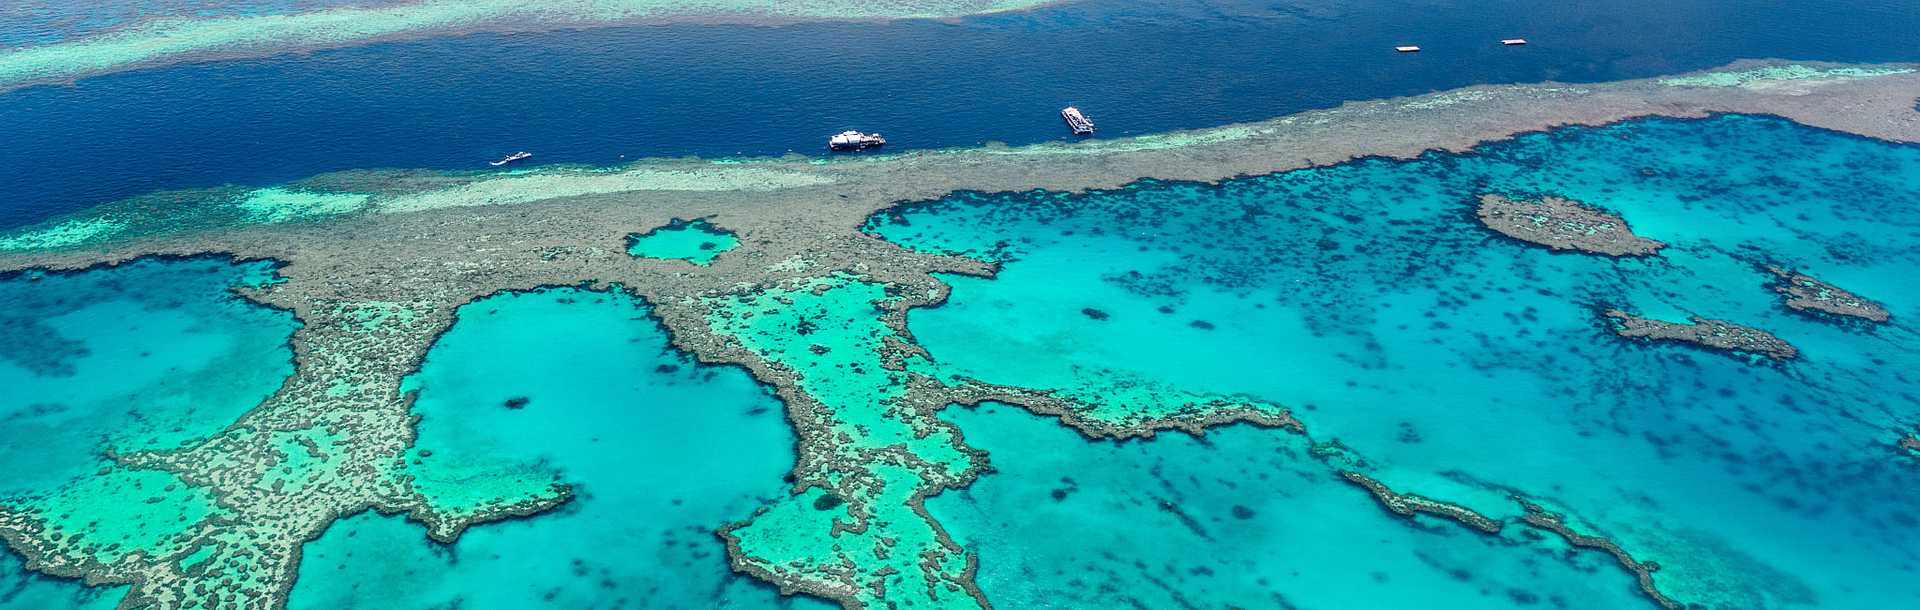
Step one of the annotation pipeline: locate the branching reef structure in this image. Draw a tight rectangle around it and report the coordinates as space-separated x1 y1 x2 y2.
0 61 1916 609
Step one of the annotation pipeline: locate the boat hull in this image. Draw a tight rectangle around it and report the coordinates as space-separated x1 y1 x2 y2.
828 131 886 151
1061 107 1095 135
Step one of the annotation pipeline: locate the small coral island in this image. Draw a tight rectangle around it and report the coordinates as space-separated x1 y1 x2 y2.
1340 472 1504 534
1476 194 1667 256
1603 309 1800 360
1764 266 1890 323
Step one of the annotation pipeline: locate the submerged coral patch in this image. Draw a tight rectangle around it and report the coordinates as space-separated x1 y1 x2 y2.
0 217 125 251
0 0 1064 93
1659 64 1915 88
237 188 372 224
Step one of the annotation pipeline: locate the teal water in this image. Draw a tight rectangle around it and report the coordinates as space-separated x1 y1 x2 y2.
0 257 297 608
874 115 1920 609
287 287 829 610
627 219 740 266
937 403 1649 609
0 551 118 610
0 257 296 492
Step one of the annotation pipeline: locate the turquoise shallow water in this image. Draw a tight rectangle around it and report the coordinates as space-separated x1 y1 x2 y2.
0 257 295 492
286 287 828 610
627 219 740 266
874 115 1920 609
0 257 297 607
9 115 1920 609
0 1 393 46
937 403 1649 609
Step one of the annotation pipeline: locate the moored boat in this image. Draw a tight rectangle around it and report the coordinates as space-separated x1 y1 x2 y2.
828 130 886 151
1061 106 1095 135
489 151 532 166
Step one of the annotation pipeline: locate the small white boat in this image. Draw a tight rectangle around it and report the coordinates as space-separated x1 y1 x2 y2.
1502 38 1528 46
489 151 532 166
1061 106 1095 135
1395 45 1422 53
828 130 886 151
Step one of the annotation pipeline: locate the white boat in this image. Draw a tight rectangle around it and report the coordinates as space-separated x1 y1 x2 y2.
1395 45 1421 53
828 131 886 151
489 151 532 166
1502 38 1528 46
1061 107 1095 135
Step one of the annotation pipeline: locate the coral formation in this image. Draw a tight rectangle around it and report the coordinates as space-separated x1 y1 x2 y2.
1603 309 1799 360
1476 194 1666 256
0 61 1915 610
1764 266 1890 323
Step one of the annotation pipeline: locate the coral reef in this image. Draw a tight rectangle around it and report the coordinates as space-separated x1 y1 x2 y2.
1603 309 1799 360
1339 472 1504 534
0 60 1915 609
1518 501 1681 610
1476 194 1666 256
1764 266 1890 323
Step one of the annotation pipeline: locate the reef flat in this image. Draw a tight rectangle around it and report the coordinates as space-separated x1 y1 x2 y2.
1 60 1918 610
1476 194 1667 256
1603 309 1800 360
1336 473 1681 608
0 0 1062 94
1340 472 1505 534
1765 266 1891 322
1517 501 1681 610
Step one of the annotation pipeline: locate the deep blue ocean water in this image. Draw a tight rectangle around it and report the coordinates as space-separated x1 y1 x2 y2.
4 0 1920 229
